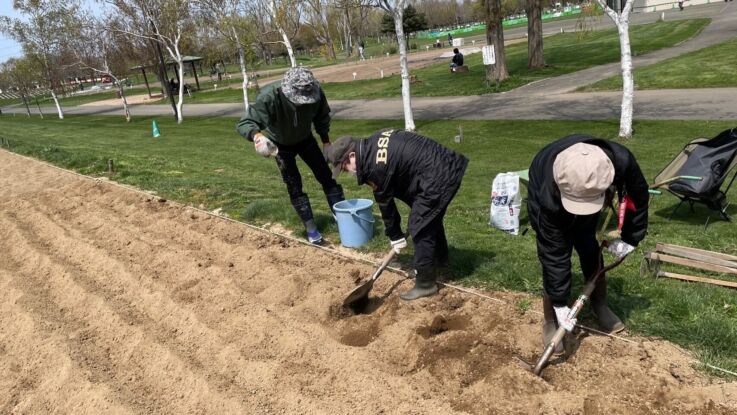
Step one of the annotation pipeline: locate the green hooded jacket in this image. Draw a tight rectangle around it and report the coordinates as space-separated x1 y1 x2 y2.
236 81 331 146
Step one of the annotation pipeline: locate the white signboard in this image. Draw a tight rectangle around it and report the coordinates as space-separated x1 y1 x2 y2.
452 38 464 47
482 45 496 65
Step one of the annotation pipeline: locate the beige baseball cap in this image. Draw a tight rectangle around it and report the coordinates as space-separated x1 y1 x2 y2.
553 143 614 215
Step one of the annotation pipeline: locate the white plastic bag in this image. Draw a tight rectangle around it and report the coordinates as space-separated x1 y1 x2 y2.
490 172 521 235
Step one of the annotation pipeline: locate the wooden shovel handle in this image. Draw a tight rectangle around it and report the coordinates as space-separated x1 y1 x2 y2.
371 250 397 281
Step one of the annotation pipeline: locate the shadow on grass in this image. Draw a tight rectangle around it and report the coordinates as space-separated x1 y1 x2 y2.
441 245 498 281
652 199 736 227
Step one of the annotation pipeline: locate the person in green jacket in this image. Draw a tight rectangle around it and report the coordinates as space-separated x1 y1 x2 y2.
236 67 345 245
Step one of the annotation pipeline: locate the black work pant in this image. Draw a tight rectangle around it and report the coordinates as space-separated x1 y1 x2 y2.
413 206 449 278
536 213 604 307
274 137 339 222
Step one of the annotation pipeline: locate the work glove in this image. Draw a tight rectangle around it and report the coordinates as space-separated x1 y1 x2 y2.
390 237 407 254
322 142 331 161
607 238 635 258
254 133 278 157
553 306 577 332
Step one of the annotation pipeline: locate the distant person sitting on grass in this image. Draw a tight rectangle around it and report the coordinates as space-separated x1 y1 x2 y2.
450 48 464 70
235 67 345 245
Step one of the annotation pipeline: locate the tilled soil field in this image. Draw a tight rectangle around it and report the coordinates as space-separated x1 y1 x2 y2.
0 149 735 414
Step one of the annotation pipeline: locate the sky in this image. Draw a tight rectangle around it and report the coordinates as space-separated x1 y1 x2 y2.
0 0 103 63
0 1 24 61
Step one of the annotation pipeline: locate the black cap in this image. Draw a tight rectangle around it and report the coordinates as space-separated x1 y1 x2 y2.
326 136 356 179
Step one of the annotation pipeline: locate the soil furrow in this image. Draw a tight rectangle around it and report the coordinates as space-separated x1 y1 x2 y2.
1 149 734 415
0 215 251 414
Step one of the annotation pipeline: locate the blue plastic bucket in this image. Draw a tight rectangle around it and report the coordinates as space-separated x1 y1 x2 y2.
333 199 375 247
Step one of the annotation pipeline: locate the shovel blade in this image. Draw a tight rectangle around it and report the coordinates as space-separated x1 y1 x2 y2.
343 279 375 307
515 356 535 372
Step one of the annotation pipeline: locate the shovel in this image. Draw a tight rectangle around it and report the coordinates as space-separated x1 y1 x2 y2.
343 249 397 308
518 241 629 377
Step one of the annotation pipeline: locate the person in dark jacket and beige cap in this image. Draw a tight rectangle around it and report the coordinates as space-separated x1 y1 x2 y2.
327 129 468 300
236 67 344 245
527 134 649 354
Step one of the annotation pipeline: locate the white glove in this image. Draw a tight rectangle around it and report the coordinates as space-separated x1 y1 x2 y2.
607 238 635 258
254 133 278 157
390 237 407 254
553 306 577 332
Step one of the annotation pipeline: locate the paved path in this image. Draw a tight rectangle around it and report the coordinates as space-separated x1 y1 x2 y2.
2 3 735 122
510 2 737 95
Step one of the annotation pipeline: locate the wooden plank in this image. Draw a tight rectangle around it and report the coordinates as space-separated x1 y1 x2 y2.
657 243 737 262
657 271 737 289
646 252 737 275
656 243 737 269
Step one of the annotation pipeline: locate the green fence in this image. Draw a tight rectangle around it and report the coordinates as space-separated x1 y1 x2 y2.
417 6 582 39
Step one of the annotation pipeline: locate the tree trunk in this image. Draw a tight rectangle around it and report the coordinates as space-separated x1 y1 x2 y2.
343 8 353 56
118 84 131 122
484 0 508 82
326 33 337 61
526 0 544 69
176 61 184 124
617 22 633 139
269 0 297 67
279 26 297 67
49 89 64 119
393 6 415 132
21 93 31 117
35 96 43 118
232 27 250 113
596 0 634 139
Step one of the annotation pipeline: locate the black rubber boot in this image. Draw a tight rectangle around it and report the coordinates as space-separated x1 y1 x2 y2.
542 294 565 355
290 195 314 223
399 267 438 301
590 278 625 334
324 185 345 215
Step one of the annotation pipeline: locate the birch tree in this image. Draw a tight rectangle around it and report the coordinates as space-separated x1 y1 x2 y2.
594 0 635 139
110 0 194 124
196 0 257 112
1 58 40 117
371 0 415 131
304 0 337 61
72 16 135 122
0 0 78 120
265 0 300 67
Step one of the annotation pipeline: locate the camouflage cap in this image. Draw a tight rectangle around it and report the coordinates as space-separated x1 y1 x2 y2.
281 67 321 105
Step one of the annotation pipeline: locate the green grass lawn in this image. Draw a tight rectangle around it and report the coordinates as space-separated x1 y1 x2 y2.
1 86 153 109
0 115 735 378
163 19 709 103
321 19 709 98
580 36 737 91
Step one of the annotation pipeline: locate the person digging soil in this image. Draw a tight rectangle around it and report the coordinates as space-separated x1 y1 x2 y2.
527 135 650 354
327 129 468 301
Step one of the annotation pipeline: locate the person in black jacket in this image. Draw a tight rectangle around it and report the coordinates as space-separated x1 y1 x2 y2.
527 135 649 352
236 67 344 245
450 48 464 69
327 130 468 300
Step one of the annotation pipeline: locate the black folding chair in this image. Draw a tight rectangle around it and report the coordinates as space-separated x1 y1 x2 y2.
652 127 737 228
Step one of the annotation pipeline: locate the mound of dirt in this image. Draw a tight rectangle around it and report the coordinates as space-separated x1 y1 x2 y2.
0 149 734 414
